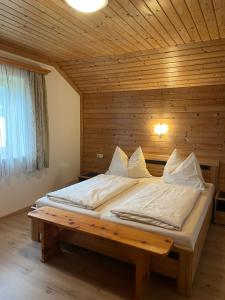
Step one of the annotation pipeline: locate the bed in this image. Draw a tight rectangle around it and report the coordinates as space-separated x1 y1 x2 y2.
31 154 219 297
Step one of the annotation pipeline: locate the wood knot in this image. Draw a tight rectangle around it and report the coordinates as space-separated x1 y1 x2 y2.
165 239 171 243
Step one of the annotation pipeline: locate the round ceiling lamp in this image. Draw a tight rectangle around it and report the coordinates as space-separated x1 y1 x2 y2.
65 0 108 13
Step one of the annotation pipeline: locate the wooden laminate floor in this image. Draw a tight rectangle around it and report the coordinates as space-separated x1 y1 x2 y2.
0 212 225 300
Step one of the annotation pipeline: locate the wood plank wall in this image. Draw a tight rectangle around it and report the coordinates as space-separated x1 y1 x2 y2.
82 85 225 189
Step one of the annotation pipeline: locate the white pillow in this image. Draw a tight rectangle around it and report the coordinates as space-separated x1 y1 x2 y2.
106 146 151 178
106 146 128 177
128 146 151 178
163 149 183 174
163 150 206 190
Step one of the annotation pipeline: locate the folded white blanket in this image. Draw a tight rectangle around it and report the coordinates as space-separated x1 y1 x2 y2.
47 174 138 210
111 182 200 231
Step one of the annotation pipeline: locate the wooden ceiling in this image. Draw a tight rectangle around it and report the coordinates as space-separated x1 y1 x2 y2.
58 39 225 92
1 0 225 93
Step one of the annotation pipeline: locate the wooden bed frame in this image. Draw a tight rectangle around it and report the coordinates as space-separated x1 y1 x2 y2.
30 154 219 297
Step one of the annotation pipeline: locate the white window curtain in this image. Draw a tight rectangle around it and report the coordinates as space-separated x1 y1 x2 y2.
0 64 40 177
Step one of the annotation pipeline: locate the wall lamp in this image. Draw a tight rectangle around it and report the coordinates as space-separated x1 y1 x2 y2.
154 123 169 137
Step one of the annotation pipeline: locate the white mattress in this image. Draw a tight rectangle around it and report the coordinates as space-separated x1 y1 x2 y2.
36 176 214 250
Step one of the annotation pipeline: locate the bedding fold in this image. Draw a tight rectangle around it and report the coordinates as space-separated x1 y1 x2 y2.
111 182 200 231
47 174 138 210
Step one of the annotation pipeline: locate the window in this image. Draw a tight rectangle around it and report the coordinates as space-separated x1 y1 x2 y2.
0 63 49 177
0 65 37 177
0 116 6 148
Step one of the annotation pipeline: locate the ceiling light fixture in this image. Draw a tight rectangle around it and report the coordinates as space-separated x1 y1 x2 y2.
65 0 108 13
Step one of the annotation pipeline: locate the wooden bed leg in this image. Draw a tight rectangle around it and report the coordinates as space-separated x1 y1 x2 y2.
177 252 193 297
40 221 60 263
31 219 40 242
127 249 150 300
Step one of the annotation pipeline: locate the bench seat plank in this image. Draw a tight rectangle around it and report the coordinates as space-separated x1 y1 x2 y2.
28 206 173 256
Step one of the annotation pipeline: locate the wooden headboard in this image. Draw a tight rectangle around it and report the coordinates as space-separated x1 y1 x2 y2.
145 154 220 189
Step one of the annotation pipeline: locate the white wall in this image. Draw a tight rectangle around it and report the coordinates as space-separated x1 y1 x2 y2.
0 51 80 218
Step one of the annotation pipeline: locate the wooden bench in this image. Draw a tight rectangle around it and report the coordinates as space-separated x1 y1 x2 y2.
28 206 173 300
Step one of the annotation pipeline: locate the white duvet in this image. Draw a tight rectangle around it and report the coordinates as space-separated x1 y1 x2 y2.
47 174 138 210
111 182 200 231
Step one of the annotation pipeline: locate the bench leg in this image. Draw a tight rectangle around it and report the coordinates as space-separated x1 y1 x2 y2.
40 221 60 263
127 249 150 300
31 219 40 242
134 255 150 300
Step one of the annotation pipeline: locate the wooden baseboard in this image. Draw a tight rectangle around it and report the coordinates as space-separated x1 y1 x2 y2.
0 206 30 220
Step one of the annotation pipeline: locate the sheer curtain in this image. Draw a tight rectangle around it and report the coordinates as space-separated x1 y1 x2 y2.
0 64 48 177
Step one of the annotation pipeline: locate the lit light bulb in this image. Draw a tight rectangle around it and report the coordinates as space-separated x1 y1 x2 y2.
154 123 168 137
